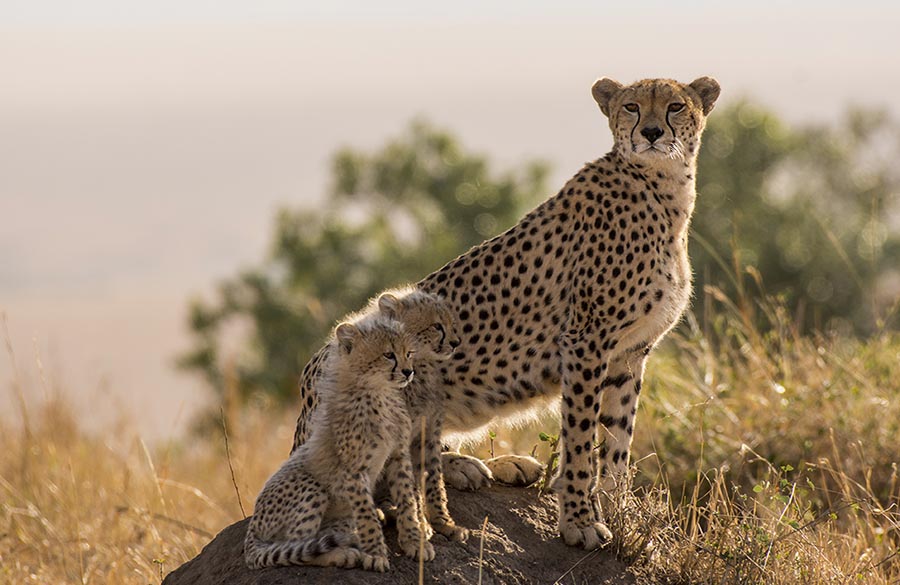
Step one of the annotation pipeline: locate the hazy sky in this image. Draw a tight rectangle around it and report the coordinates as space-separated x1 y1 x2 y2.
2 1 899 439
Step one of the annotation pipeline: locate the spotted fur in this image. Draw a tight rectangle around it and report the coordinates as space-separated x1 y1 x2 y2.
293 287 469 542
245 318 417 572
292 76 720 550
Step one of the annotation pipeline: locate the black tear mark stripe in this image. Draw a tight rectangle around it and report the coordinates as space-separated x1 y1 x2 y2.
665 111 677 143
630 110 642 151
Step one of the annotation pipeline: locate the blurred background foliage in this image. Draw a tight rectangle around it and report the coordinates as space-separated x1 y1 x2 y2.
178 104 900 407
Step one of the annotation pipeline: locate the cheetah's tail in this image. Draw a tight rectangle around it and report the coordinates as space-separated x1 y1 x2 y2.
243 528 355 569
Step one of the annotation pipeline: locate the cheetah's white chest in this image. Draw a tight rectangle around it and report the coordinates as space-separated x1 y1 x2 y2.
619 239 691 351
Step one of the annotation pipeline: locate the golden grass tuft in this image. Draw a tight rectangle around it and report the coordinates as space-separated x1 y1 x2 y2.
0 377 299 583
603 459 900 584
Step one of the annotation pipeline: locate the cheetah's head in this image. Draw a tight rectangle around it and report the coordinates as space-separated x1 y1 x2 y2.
335 320 416 389
378 290 460 360
592 77 720 166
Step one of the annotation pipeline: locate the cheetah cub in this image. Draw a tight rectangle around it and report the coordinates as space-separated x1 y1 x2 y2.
375 288 469 543
293 287 469 543
244 318 422 572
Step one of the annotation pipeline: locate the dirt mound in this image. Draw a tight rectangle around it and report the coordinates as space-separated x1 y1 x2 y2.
163 485 636 585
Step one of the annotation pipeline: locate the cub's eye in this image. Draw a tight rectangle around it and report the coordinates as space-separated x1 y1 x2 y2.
383 352 396 361
623 103 639 113
433 323 444 332
406 351 414 359
667 103 685 113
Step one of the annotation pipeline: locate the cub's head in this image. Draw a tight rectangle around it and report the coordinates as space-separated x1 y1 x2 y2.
334 319 415 389
592 77 720 165
377 289 460 360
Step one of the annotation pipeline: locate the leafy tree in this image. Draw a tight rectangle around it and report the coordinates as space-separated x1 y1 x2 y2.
178 121 549 404
692 102 900 332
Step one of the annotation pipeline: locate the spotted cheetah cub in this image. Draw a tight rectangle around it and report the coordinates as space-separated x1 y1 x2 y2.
376 288 469 542
294 287 469 543
244 318 420 572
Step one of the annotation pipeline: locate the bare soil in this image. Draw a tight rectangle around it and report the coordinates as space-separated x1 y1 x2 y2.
163 485 636 585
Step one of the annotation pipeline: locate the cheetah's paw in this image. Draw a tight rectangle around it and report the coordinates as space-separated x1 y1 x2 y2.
559 520 613 550
432 521 470 542
485 455 544 486
310 546 361 569
442 453 493 491
399 537 435 561
360 553 390 573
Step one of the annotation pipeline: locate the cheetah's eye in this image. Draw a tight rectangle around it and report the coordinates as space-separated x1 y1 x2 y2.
383 352 396 361
623 103 639 113
433 323 444 332
406 351 414 359
667 103 685 113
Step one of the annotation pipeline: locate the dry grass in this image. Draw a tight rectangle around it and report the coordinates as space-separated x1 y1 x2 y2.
605 459 900 584
0 378 299 583
607 288 900 583
1 290 899 584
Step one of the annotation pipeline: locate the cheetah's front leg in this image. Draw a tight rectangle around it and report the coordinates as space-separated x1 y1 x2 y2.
413 416 469 541
337 471 390 572
596 348 649 498
384 448 435 561
549 333 613 550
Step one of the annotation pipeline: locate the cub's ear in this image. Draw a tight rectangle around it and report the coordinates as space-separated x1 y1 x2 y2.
335 322 359 353
377 293 400 319
592 78 623 117
688 77 721 115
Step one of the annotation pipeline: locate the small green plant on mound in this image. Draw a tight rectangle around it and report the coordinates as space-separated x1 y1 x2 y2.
535 431 560 496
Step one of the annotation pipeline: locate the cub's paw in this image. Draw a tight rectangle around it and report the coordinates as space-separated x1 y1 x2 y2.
399 537 435 561
442 453 493 491
559 520 613 550
485 455 544 487
310 547 361 569
432 521 470 542
360 553 390 573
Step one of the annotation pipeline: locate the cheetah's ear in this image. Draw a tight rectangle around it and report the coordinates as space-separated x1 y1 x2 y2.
591 78 623 117
688 77 721 115
377 293 400 319
335 322 359 353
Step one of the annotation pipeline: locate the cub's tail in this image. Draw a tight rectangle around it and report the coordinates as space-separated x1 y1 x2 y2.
243 528 355 569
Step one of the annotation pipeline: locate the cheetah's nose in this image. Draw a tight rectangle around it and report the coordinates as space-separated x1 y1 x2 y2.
401 368 414 378
449 339 461 349
640 126 664 143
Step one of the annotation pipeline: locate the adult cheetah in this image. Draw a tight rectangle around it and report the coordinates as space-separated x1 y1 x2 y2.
293 76 720 549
